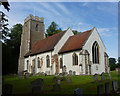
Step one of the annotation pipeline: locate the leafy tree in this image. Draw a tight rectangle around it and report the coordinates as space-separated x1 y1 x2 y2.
72 30 79 35
1 1 10 11
109 58 117 71
46 21 62 37
2 24 22 74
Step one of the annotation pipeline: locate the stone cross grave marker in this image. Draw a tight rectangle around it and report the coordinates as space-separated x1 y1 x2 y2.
67 77 72 83
73 71 76 75
97 84 104 96
69 70 72 76
105 82 111 94
94 74 98 83
101 72 105 81
74 88 83 96
31 78 44 94
112 80 118 92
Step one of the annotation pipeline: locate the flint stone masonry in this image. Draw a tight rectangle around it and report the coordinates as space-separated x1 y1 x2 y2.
74 88 83 96
31 78 44 94
18 14 45 73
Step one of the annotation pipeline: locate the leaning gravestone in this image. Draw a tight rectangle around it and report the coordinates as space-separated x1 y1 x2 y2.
112 80 118 92
94 74 98 83
105 82 111 94
74 88 83 96
31 78 44 94
101 72 105 81
67 77 72 83
97 84 104 96
24 73 29 79
69 70 72 76
53 84 60 91
2 84 13 95
73 71 76 75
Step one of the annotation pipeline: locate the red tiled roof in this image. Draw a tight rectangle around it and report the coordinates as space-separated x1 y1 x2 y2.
58 29 93 54
24 30 67 57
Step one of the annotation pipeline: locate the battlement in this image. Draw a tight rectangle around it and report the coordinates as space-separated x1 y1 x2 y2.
24 14 44 23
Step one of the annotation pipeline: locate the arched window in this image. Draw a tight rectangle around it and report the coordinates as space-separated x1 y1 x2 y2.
38 57 40 68
60 58 63 69
73 53 78 65
92 41 100 64
36 24 38 32
46 55 50 68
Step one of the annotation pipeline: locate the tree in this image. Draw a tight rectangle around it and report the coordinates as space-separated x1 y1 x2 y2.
46 21 62 37
72 30 79 35
2 24 22 74
109 58 117 71
1 1 10 12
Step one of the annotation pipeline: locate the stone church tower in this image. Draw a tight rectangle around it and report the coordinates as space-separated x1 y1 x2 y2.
18 14 45 73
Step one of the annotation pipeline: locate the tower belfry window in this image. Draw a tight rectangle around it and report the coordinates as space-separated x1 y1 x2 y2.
36 24 39 32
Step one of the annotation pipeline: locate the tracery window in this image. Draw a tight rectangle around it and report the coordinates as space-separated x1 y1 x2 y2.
92 41 100 64
73 53 78 65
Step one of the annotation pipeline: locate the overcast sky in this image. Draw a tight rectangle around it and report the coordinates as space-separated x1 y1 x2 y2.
1 2 118 59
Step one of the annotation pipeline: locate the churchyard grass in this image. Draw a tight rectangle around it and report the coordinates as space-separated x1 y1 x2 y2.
3 71 119 95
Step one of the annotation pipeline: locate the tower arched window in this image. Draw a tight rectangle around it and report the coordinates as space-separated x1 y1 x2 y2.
27 60 29 70
92 41 100 64
36 24 39 32
46 55 50 68
38 57 40 68
60 58 63 69
73 53 78 65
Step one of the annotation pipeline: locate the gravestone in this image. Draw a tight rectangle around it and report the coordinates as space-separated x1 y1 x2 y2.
97 84 104 96
55 72 58 76
105 82 111 94
94 74 98 83
67 77 72 83
31 78 44 94
2 84 13 95
59 73 63 77
74 88 83 96
65 72 68 77
53 84 60 91
53 77 58 83
61 77 66 81
18 73 23 80
101 72 105 81
112 80 118 92
73 71 76 75
69 70 72 76
24 73 29 79
109 73 111 80
57 79 61 85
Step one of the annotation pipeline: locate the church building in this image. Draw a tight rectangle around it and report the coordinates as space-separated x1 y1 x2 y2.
18 15 110 75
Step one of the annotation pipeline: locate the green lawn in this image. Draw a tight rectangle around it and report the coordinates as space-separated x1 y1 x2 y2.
3 71 120 95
